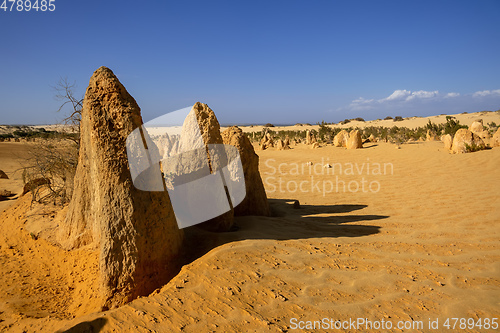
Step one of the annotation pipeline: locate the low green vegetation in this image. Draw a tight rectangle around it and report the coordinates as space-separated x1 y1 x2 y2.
247 116 471 145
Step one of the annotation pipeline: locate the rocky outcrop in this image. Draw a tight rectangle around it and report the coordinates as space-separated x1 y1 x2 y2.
60 67 183 310
346 130 363 149
221 126 270 217
306 130 312 145
451 129 485 154
469 120 484 133
260 132 274 150
186 102 235 232
443 134 453 151
333 130 350 147
493 128 500 147
276 139 290 150
22 178 51 195
311 142 319 149
0 189 15 201
426 130 438 141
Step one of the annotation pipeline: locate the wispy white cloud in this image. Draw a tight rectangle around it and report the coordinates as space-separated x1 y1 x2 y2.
384 89 411 101
472 89 500 97
339 88 500 116
405 90 439 101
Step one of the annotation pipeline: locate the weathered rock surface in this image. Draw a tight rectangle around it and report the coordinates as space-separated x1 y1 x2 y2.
221 126 270 217
469 120 484 133
493 127 500 147
22 178 51 195
451 128 485 154
426 129 439 141
0 170 8 179
0 189 15 201
306 130 312 145
259 131 274 150
190 102 235 232
275 139 290 150
333 130 350 147
347 130 363 149
60 67 183 309
443 134 453 151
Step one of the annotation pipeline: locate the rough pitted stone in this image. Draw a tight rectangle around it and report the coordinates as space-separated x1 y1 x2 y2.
451 128 485 154
60 67 183 310
275 139 290 150
22 178 51 195
190 102 234 232
333 130 349 147
0 189 15 201
426 129 438 141
347 130 363 149
469 120 484 133
221 126 270 217
493 128 500 147
443 134 453 151
306 130 312 145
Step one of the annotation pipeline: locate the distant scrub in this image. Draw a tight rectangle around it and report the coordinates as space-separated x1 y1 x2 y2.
246 115 473 145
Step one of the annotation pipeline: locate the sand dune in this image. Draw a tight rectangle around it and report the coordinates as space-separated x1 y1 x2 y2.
0 136 498 332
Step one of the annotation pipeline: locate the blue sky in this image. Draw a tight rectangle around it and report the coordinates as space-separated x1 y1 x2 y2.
1 0 499 125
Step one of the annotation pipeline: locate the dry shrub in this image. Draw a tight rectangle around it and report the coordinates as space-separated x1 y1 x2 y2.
19 138 78 205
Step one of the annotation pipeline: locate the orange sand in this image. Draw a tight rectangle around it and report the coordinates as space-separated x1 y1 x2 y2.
0 132 499 332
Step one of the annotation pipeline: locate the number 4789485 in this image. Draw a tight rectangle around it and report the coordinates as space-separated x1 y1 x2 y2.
1 0 55 12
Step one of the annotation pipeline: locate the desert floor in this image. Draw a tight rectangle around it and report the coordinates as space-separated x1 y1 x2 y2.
0 136 499 332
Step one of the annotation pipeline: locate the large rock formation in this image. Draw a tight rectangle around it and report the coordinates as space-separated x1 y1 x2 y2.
60 67 183 309
493 127 500 147
443 134 453 151
259 131 274 150
346 130 363 149
426 129 438 141
451 128 485 154
190 102 235 232
306 130 312 145
275 139 290 150
469 120 484 133
333 130 349 147
221 126 270 217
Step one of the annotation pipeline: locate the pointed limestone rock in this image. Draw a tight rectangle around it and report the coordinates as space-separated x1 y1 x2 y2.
60 67 183 309
189 102 235 232
221 126 270 217
346 130 363 149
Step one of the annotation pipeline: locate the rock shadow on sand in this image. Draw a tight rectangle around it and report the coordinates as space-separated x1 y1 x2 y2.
57 317 107 333
180 198 386 266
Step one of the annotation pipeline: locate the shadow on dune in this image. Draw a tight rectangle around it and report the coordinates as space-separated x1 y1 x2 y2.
180 198 387 266
58 317 107 333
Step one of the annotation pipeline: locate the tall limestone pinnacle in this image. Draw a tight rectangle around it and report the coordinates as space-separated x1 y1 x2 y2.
59 66 184 309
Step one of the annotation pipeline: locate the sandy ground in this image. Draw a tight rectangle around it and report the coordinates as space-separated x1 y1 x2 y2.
0 125 499 332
